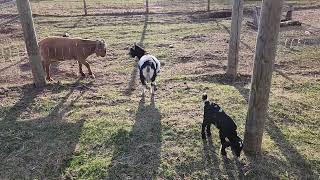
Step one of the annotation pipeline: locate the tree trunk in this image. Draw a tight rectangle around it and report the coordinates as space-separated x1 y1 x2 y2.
16 0 46 88
226 0 243 79
243 0 284 155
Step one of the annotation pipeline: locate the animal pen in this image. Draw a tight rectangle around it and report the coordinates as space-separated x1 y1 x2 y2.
0 0 319 179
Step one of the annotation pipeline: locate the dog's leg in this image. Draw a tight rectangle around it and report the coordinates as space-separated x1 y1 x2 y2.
219 132 229 156
202 122 207 140
206 124 212 137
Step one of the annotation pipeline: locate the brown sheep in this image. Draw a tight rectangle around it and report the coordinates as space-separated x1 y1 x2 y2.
38 37 106 81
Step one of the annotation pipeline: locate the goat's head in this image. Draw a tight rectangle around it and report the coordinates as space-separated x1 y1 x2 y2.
231 137 243 158
129 43 146 59
95 39 107 57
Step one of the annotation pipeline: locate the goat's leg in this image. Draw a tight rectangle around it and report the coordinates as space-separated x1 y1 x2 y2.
151 82 156 94
206 124 212 137
77 61 85 77
78 61 85 77
83 61 94 78
140 71 147 94
202 123 207 140
44 62 53 81
219 132 229 156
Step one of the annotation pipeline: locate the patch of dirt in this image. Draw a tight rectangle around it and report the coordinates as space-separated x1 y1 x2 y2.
181 34 208 42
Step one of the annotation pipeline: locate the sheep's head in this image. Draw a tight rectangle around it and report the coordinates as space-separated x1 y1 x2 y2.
95 40 107 57
129 43 146 59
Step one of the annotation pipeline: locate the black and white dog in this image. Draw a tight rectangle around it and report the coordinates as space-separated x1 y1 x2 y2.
129 44 160 95
202 94 243 158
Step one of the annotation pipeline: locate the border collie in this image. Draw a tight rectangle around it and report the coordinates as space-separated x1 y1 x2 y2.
202 94 243 158
129 43 160 95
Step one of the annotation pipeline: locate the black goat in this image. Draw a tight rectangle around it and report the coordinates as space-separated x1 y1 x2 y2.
202 94 243 157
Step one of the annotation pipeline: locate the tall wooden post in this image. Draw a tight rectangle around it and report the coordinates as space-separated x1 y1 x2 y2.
243 0 284 155
16 0 46 88
207 0 210 11
145 0 149 13
226 0 243 79
83 0 88 16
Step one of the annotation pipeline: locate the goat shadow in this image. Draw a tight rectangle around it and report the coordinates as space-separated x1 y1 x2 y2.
0 80 91 179
107 95 162 179
203 136 244 179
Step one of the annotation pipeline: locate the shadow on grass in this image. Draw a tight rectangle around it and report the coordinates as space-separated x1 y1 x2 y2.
0 79 92 179
0 59 24 72
265 116 318 179
202 136 245 179
123 14 149 96
188 73 251 102
202 138 223 179
107 95 162 179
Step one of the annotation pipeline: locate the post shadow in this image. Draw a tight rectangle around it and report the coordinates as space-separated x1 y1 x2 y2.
123 13 149 96
0 79 91 178
265 116 317 178
107 94 162 179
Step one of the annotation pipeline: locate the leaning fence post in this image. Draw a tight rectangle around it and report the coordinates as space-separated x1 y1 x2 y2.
83 0 88 16
243 0 284 155
16 0 46 88
145 0 149 13
226 0 244 79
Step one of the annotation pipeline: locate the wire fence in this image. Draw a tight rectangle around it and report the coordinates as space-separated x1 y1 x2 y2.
28 0 235 16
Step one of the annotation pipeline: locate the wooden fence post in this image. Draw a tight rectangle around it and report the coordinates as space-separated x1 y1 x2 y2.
146 0 149 13
207 0 210 11
243 0 284 155
16 0 46 88
83 0 88 16
226 0 243 79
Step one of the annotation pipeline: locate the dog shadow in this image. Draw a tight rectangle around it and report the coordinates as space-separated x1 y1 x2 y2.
107 94 162 179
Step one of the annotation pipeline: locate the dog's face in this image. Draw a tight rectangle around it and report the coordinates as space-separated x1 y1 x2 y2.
129 44 146 58
231 139 243 157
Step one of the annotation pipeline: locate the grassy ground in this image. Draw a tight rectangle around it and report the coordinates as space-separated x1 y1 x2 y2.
0 1 320 179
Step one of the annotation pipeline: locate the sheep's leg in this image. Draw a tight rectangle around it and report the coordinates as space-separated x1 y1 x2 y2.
219 132 229 156
77 61 85 77
83 61 94 78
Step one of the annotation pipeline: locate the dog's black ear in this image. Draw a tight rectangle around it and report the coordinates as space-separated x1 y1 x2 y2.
202 94 208 101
